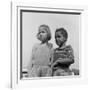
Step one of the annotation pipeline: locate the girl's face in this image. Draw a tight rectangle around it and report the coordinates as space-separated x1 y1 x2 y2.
38 27 48 43
55 31 66 47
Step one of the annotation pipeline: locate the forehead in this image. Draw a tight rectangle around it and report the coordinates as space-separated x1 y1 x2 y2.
39 26 47 31
55 31 63 36
39 26 47 29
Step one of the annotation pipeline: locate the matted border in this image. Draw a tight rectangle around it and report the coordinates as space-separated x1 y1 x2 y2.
11 1 88 88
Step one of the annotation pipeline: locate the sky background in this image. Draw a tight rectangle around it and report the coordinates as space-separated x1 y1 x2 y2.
22 11 80 70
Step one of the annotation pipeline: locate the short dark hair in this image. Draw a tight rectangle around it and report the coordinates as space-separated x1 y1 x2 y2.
55 28 68 40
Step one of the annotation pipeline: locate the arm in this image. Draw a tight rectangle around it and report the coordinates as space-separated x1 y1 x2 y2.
58 46 74 65
55 58 74 65
52 46 74 66
27 44 36 70
48 44 54 67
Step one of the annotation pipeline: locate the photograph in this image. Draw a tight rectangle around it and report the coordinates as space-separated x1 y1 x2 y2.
11 1 88 88
20 8 81 79
0 0 88 89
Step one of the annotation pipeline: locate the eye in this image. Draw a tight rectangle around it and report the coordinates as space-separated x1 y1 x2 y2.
41 31 45 33
56 36 61 38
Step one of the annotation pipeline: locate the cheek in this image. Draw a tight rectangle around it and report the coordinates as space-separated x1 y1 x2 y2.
55 39 59 44
56 38 61 41
37 34 41 39
43 33 47 39
45 34 48 38
59 37 65 41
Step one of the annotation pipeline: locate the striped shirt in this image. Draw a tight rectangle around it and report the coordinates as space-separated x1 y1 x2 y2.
53 45 74 69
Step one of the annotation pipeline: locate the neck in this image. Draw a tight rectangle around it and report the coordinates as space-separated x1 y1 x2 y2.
41 41 48 44
59 43 66 49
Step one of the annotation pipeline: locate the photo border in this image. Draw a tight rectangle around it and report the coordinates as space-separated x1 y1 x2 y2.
20 7 81 79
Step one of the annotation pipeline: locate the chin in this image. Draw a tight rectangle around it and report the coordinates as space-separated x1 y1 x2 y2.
56 43 61 46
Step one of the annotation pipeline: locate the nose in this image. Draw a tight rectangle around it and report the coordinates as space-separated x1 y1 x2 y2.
56 38 62 43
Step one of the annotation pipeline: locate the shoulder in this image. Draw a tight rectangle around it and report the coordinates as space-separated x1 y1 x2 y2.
32 43 40 50
54 48 60 53
65 45 74 53
54 47 59 51
65 45 73 50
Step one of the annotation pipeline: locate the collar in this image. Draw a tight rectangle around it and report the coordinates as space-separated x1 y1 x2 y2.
59 43 66 49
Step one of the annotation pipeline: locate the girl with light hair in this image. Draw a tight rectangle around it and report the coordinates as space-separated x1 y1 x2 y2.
28 24 53 77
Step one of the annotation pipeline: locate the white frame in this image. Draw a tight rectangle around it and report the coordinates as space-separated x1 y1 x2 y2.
11 1 88 89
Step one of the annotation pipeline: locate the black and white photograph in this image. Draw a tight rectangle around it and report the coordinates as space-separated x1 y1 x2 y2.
20 8 81 79
0 0 89 89
10 1 88 89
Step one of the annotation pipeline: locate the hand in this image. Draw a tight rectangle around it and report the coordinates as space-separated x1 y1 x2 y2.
48 63 51 67
52 61 59 67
